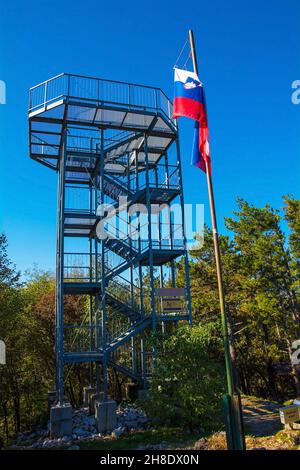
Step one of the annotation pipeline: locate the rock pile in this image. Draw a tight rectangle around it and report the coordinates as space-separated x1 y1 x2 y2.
9 403 149 449
116 403 149 432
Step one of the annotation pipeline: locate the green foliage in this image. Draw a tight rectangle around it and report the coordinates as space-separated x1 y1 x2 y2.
78 427 199 450
283 195 300 294
0 250 90 443
176 198 300 401
143 324 225 430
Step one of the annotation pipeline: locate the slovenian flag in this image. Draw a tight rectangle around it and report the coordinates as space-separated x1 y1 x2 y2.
173 68 211 175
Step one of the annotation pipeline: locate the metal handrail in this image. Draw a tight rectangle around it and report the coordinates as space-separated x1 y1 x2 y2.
30 71 165 94
29 72 174 123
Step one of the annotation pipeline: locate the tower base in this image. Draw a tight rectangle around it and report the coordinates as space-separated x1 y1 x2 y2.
95 400 117 433
50 403 72 438
89 392 104 415
83 386 96 407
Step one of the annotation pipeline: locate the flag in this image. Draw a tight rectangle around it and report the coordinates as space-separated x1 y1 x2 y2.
173 67 211 175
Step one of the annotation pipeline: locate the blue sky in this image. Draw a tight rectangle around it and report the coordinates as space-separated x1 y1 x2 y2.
0 0 299 275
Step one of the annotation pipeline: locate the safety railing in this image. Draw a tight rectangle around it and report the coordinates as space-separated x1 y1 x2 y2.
63 222 184 282
63 252 99 282
106 274 141 313
65 184 94 213
107 322 132 346
29 73 174 124
64 324 96 352
66 134 100 153
66 131 131 153
110 343 136 374
131 164 180 191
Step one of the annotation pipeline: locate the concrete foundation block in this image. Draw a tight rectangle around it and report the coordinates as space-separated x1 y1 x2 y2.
95 400 117 433
89 392 104 415
137 389 148 401
83 386 96 407
50 403 72 438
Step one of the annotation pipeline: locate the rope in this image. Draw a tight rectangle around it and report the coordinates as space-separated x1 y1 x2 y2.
174 36 189 69
183 51 192 70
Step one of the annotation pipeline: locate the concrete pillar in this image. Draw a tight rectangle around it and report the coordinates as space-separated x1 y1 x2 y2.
50 403 72 438
83 386 96 407
89 392 104 415
95 400 116 433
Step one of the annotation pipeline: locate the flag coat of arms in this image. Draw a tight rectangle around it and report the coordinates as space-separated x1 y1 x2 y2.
173 68 211 175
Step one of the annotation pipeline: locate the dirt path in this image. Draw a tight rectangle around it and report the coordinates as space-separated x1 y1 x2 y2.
242 397 282 437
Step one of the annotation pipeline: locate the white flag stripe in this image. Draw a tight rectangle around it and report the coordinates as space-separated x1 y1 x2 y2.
174 67 201 84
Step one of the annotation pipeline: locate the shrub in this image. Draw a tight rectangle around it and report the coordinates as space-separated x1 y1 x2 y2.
143 323 225 431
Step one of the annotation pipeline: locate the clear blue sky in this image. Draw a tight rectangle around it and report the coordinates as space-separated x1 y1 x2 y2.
0 0 299 275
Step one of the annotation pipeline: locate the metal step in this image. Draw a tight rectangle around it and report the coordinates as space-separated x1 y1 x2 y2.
107 316 151 353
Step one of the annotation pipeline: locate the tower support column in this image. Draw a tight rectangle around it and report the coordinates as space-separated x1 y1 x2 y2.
56 128 67 405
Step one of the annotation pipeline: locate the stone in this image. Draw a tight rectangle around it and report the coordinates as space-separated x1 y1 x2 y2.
95 400 117 433
111 426 125 439
194 438 207 450
10 403 149 449
67 444 80 450
73 427 90 437
84 416 96 427
127 420 138 429
293 435 300 445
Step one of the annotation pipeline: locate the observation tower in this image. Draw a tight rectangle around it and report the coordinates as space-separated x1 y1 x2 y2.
28 73 192 435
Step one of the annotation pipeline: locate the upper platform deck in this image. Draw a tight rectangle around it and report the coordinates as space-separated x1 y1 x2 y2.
28 73 177 171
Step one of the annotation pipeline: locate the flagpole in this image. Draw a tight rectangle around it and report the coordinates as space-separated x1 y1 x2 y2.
188 29 245 450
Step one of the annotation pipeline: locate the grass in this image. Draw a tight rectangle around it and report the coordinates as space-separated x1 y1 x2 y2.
181 428 300 450
77 427 201 450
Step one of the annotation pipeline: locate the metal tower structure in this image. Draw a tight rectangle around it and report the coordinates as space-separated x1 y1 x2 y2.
28 73 192 433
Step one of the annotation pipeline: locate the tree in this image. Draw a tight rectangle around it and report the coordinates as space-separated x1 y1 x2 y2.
0 234 20 289
283 195 300 295
177 198 300 400
225 199 300 398
177 226 242 390
0 234 22 441
143 324 224 431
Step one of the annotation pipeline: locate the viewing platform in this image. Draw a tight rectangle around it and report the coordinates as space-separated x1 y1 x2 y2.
28 73 177 171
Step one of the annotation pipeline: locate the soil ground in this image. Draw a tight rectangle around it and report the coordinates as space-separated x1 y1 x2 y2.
242 396 282 437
